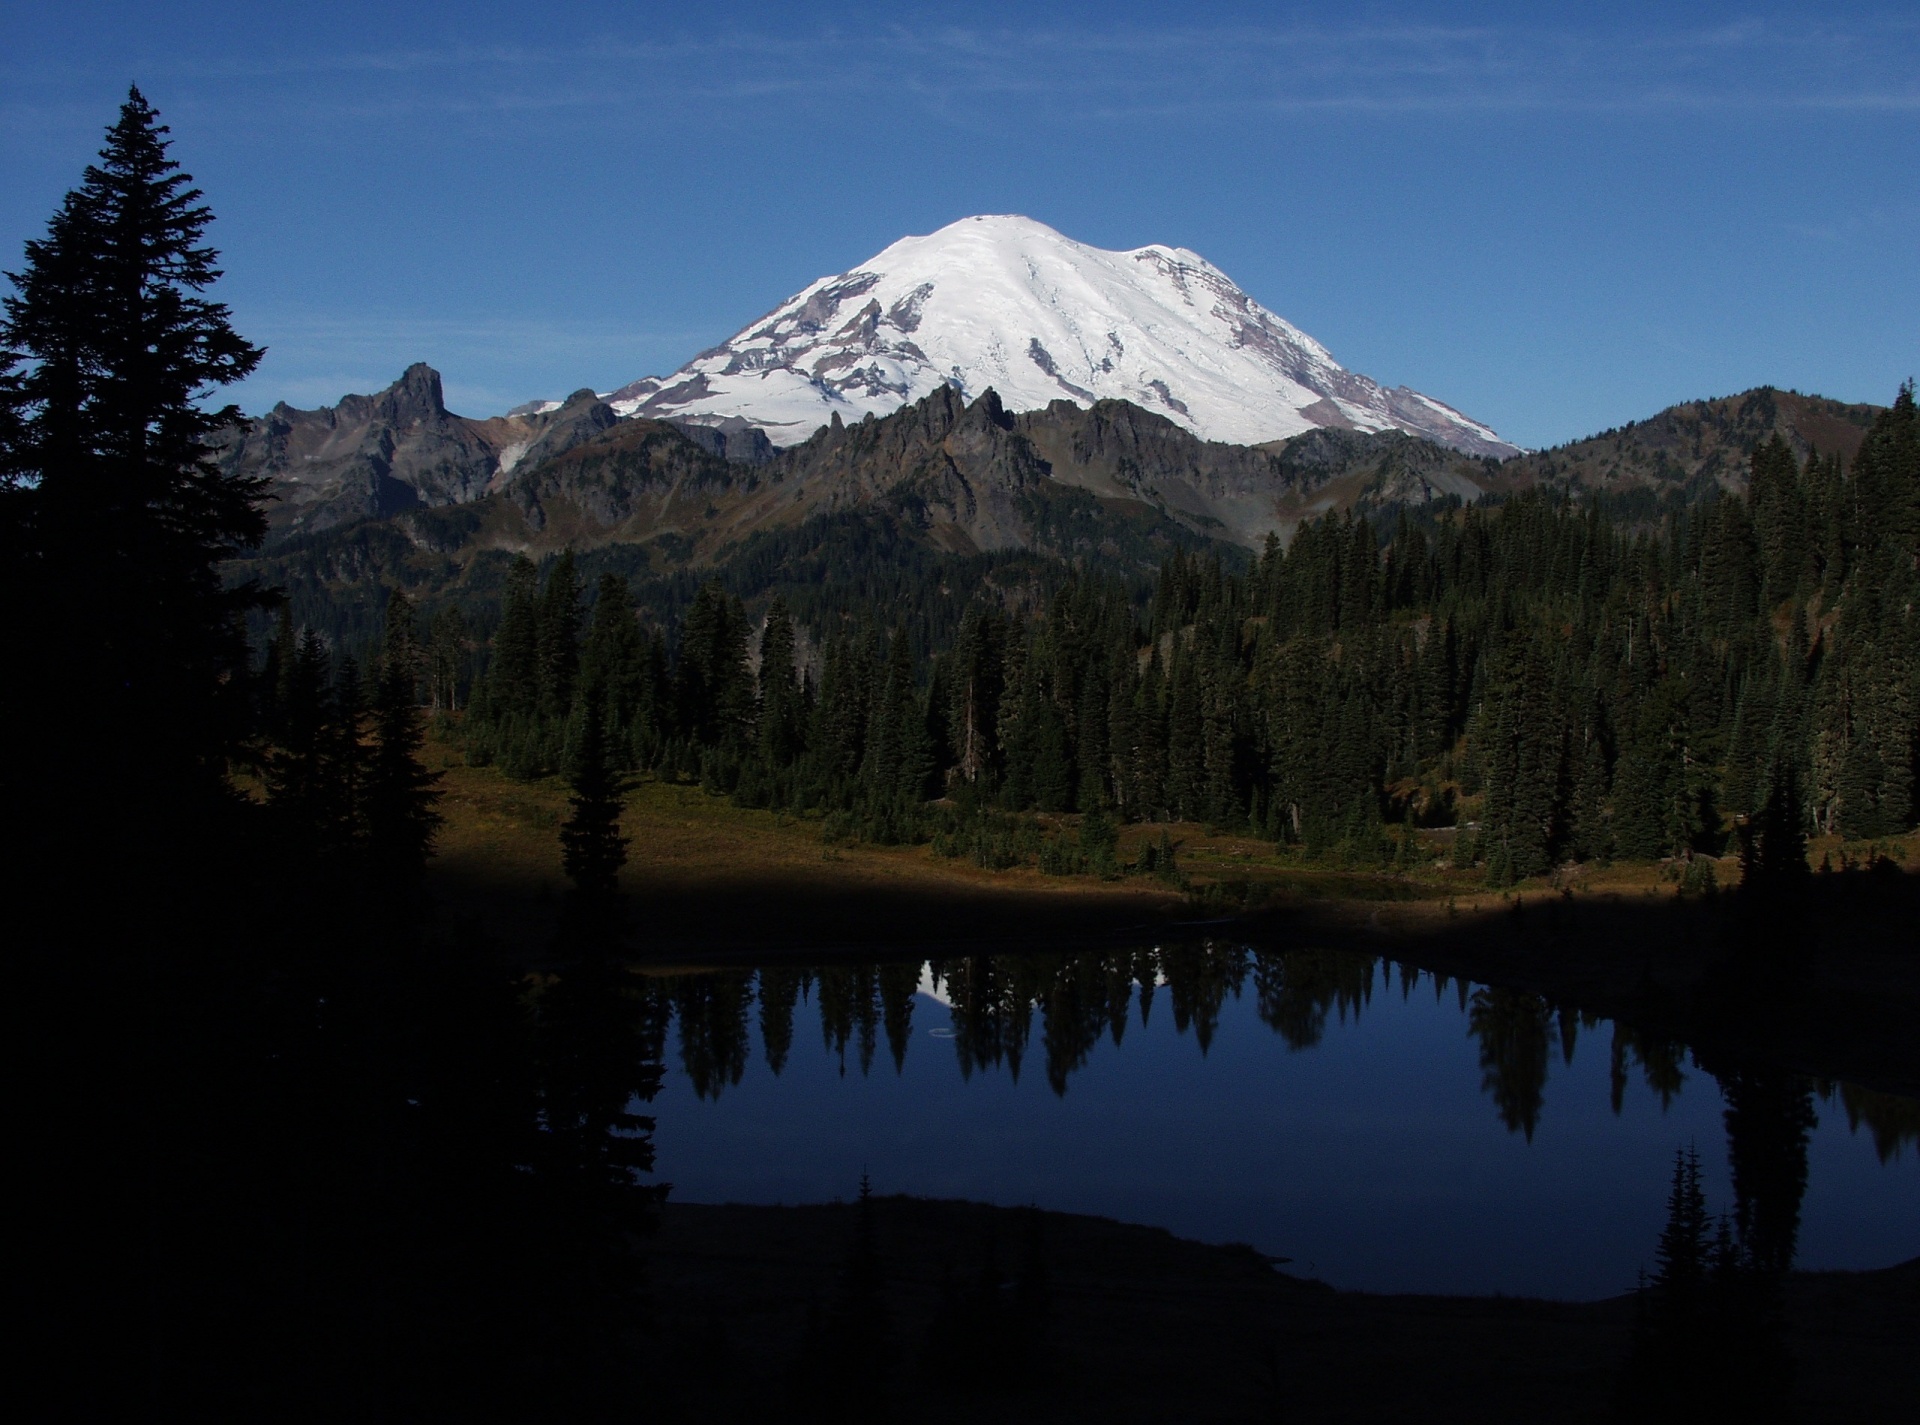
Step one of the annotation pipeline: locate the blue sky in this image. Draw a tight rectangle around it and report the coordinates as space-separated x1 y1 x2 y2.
2 1 1914 448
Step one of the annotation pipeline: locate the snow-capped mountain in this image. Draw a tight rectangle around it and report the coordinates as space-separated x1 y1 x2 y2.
605 214 1517 457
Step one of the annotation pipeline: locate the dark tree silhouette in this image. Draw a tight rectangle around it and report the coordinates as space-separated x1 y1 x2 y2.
365 590 443 894
1 86 267 836
1625 1145 1793 1420
561 698 630 903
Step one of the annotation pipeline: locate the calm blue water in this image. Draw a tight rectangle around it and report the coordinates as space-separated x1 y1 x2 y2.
643 946 1918 1299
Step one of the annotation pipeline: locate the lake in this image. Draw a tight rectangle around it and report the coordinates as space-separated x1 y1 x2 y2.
638 942 1918 1299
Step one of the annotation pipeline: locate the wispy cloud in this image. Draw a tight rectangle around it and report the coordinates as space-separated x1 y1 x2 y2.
5 17 1916 130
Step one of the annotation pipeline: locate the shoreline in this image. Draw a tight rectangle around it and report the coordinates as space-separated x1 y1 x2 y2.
634 1195 1918 1423
426 762 1920 1098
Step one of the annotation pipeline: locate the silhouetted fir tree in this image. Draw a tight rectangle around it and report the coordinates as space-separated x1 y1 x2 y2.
560 698 630 906
1 87 267 840
1654 1147 1710 1299
364 591 443 895
4 90 698 1421
1625 1141 1792 1421
265 627 338 852
1738 748 1809 899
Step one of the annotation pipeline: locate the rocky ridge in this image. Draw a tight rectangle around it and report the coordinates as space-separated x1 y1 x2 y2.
226 365 1887 587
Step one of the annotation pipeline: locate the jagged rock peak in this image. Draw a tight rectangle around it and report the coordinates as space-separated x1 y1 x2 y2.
605 214 1518 458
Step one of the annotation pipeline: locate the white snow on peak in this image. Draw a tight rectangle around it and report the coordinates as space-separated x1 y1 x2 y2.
605 214 1516 457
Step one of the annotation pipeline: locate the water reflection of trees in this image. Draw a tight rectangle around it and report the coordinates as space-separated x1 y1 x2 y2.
1468 988 1556 1139
643 948 1919 1186
1826 1081 1920 1163
1254 948 1374 1050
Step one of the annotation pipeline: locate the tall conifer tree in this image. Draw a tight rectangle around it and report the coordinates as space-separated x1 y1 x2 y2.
365 591 443 892
0 87 267 826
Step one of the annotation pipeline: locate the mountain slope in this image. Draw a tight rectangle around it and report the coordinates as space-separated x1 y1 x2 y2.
1503 387 1880 496
230 380 1895 659
605 215 1518 457
495 385 1514 565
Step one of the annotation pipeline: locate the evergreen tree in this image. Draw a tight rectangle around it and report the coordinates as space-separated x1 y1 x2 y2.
579 572 646 747
0 87 267 828
536 549 583 720
756 596 805 768
490 555 541 718
560 699 630 904
1738 747 1809 897
265 627 338 852
364 591 443 893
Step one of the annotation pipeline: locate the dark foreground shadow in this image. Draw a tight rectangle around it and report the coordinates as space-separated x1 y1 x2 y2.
633 1195 1918 1425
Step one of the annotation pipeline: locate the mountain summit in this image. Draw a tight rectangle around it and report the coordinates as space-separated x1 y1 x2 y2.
605 214 1518 457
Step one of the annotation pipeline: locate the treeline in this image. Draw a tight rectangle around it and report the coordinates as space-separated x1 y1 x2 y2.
447 386 1918 881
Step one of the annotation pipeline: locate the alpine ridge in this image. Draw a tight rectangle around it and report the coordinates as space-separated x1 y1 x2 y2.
604 215 1520 458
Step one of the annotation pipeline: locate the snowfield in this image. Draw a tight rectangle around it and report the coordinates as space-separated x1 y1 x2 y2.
604 215 1517 457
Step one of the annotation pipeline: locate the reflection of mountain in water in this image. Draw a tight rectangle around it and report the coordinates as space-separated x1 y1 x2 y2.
641 944 1917 1175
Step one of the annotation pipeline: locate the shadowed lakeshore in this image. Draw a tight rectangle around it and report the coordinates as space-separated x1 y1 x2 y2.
426 762 1920 1101
630 1196 1919 1424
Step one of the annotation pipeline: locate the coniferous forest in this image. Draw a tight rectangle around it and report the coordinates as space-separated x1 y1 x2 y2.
439 393 1919 882
5 91 1916 1422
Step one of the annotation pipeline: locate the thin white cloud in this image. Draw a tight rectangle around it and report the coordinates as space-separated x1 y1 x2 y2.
4 17 1916 125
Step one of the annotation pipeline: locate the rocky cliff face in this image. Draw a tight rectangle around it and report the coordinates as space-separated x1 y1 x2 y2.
226 359 1885 599
219 365 619 541
475 383 1499 565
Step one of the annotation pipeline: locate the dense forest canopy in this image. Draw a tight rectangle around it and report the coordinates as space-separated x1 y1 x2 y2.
367 388 1919 881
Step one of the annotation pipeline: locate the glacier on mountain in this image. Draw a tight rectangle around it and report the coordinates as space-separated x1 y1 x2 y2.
604 214 1517 457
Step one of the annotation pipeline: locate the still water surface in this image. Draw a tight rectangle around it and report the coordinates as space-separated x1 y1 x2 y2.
643 944 1917 1299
